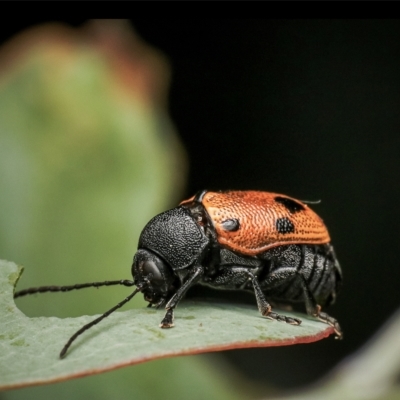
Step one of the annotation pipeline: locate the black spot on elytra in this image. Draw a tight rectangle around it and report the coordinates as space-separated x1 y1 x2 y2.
276 217 295 234
221 218 240 232
274 196 305 213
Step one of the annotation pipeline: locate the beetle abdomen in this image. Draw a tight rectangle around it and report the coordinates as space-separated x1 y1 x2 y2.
260 244 341 307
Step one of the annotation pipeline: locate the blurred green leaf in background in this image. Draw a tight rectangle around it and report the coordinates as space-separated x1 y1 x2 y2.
0 20 245 400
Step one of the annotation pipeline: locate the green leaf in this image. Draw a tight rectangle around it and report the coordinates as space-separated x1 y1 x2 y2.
0 259 334 391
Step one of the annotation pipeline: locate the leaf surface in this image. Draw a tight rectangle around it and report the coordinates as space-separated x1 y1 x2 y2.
0 260 334 390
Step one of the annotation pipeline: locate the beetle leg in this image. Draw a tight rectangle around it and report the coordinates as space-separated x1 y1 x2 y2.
317 311 343 339
299 275 343 339
154 298 166 309
160 309 174 328
246 271 302 326
160 265 204 328
246 271 272 316
265 311 302 325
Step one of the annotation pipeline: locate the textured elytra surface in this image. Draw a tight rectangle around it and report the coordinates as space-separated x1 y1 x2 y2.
201 191 331 256
0 260 334 390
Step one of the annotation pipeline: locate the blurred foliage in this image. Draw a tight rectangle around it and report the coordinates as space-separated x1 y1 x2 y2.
0 20 244 400
0 20 185 318
272 308 400 400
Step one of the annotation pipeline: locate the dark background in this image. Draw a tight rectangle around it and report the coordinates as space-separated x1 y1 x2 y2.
2 19 400 390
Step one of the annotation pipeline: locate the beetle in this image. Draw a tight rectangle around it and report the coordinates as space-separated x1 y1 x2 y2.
14 190 342 358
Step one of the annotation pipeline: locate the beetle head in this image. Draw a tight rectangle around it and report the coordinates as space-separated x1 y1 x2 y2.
132 249 178 306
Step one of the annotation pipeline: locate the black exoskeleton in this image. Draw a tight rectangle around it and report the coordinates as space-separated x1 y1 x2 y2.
135 203 342 334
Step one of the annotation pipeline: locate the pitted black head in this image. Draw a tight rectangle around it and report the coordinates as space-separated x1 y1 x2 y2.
132 249 179 305
138 206 209 270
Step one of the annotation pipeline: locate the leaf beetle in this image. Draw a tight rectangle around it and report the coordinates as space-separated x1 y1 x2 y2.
15 190 342 358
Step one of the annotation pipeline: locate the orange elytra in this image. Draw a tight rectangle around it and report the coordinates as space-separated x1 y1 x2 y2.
185 191 330 256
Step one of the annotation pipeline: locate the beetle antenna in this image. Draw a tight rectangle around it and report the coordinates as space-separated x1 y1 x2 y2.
60 285 144 358
14 280 135 298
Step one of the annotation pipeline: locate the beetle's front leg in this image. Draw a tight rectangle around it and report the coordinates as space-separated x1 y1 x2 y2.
160 265 204 328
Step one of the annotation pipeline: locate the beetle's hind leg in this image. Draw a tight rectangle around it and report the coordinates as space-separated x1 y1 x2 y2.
315 307 342 339
299 276 343 339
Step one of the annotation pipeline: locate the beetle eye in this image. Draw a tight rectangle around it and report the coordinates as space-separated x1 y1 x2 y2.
140 260 163 283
